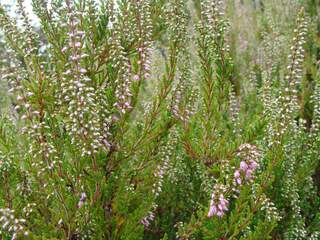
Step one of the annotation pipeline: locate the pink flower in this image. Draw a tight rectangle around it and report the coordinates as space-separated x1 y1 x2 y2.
144 65 151 71
141 218 150 227
78 201 84 208
80 192 87 201
124 101 131 108
216 211 224 217
220 196 228 205
245 169 253 179
250 160 258 170
236 177 242 185
208 193 229 218
208 205 217 218
112 114 120 121
78 192 87 208
144 73 150 78
211 192 215 199
240 161 248 171
219 195 229 210
133 75 140 81
80 68 87 74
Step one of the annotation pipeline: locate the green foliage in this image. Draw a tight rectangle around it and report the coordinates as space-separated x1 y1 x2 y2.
0 0 319 239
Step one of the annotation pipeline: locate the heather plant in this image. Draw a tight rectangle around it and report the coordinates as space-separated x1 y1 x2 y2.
0 0 319 240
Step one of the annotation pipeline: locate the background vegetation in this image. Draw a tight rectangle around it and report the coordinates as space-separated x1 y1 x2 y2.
0 0 319 239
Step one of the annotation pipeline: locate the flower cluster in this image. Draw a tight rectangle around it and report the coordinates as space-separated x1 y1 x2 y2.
22 203 37 218
134 0 153 82
208 184 229 218
229 88 241 135
0 1 319 239
280 10 308 127
111 0 153 118
260 195 282 222
207 144 261 219
234 144 260 186
16 0 39 56
200 0 227 38
0 208 29 239
165 0 189 47
111 33 133 115
141 208 155 228
77 192 87 209
171 56 196 124
141 144 171 228
311 77 320 134
0 150 14 174
60 0 103 156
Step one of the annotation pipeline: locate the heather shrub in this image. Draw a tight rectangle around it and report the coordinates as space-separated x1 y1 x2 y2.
0 0 319 240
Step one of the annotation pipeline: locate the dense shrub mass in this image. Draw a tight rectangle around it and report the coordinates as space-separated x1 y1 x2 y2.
0 0 319 239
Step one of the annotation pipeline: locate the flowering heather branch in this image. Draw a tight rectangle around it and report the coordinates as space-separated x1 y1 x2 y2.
233 143 260 186
60 1 103 157
281 10 308 124
207 184 229 218
228 87 241 135
107 0 153 123
124 0 188 156
0 5 28 57
110 32 133 115
171 53 196 124
134 0 153 81
260 194 282 222
0 1 319 239
196 0 234 162
207 143 261 219
16 0 39 56
141 136 172 228
311 69 320 134
0 5 59 178
264 9 308 147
